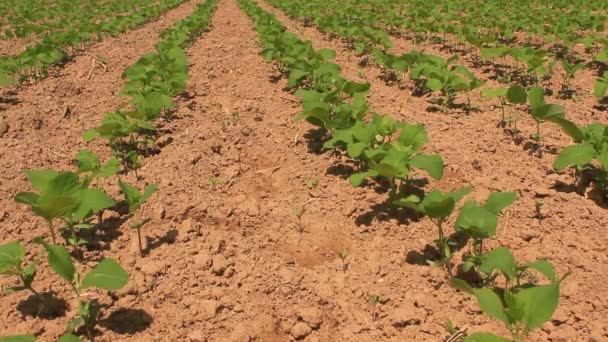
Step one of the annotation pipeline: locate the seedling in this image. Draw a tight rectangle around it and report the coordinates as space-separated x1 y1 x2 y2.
482 85 527 124
0 241 38 295
594 72 608 100
34 239 128 341
291 207 306 232
558 60 584 98
208 177 220 190
369 294 383 321
454 249 569 342
553 123 608 196
118 180 158 257
305 179 319 190
455 191 517 261
535 198 544 221
15 170 115 248
526 86 580 155
338 248 348 271
415 187 472 271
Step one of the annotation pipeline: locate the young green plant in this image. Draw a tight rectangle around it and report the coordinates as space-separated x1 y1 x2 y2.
118 179 158 257
34 239 128 341
0 241 37 295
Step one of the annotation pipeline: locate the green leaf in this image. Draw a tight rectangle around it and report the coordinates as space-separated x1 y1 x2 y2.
473 288 511 327
484 192 517 215
14 192 39 206
118 179 141 213
455 202 498 239
318 48 336 60
522 260 557 282
392 194 421 209
553 143 596 170
347 142 367 158
425 78 443 92
419 190 455 219
479 247 517 280
527 86 545 111
0 336 36 342
448 186 473 202
512 282 560 330
25 170 59 192
76 149 100 173
506 85 527 104
142 184 158 203
98 158 120 177
349 170 379 187
0 72 17 86
34 172 82 222
0 241 25 274
38 242 75 283
482 87 508 98
546 117 583 142
594 78 608 99
58 335 83 342
463 332 511 342
410 154 444 180
81 258 128 291
71 189 115 221
451 277 474 294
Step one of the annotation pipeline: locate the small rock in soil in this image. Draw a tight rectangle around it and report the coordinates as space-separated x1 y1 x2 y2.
212 254 229 275
297 307 323 329
154 205 166 220
291 322 312 340
0 119 8 137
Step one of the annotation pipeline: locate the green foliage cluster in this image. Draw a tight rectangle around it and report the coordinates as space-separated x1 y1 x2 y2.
0 0 188 86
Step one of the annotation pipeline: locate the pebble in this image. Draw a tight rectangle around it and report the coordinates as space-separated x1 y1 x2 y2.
297 307 323 329
212 254 229 275
291 322 312 340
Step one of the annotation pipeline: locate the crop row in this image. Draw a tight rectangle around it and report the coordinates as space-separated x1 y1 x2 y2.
266 0 608 198
0 0 188 87
239 0 575 340
0 0 219 340
0 0 158 41
267 0 608 106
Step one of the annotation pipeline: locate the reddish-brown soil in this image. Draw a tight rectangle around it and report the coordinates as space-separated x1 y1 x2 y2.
1 0 607 341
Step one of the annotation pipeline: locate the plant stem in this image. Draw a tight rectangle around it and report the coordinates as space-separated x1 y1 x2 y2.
137 227 144 257
48 221 56 244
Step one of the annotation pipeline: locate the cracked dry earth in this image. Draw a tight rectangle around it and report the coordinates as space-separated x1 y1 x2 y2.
0 0 608 341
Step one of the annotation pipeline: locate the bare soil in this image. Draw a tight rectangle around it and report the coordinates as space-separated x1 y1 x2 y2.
0 0 607 341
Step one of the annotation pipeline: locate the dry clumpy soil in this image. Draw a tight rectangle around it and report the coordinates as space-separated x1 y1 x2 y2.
0 0 607 341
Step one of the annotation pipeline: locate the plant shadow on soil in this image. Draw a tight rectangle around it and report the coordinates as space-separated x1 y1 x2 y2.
17 292 68 319
404 231 469 267
355 179 429 226
303 127 331 154
144 228 179 254
99 308 153 335
551 172 608 209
